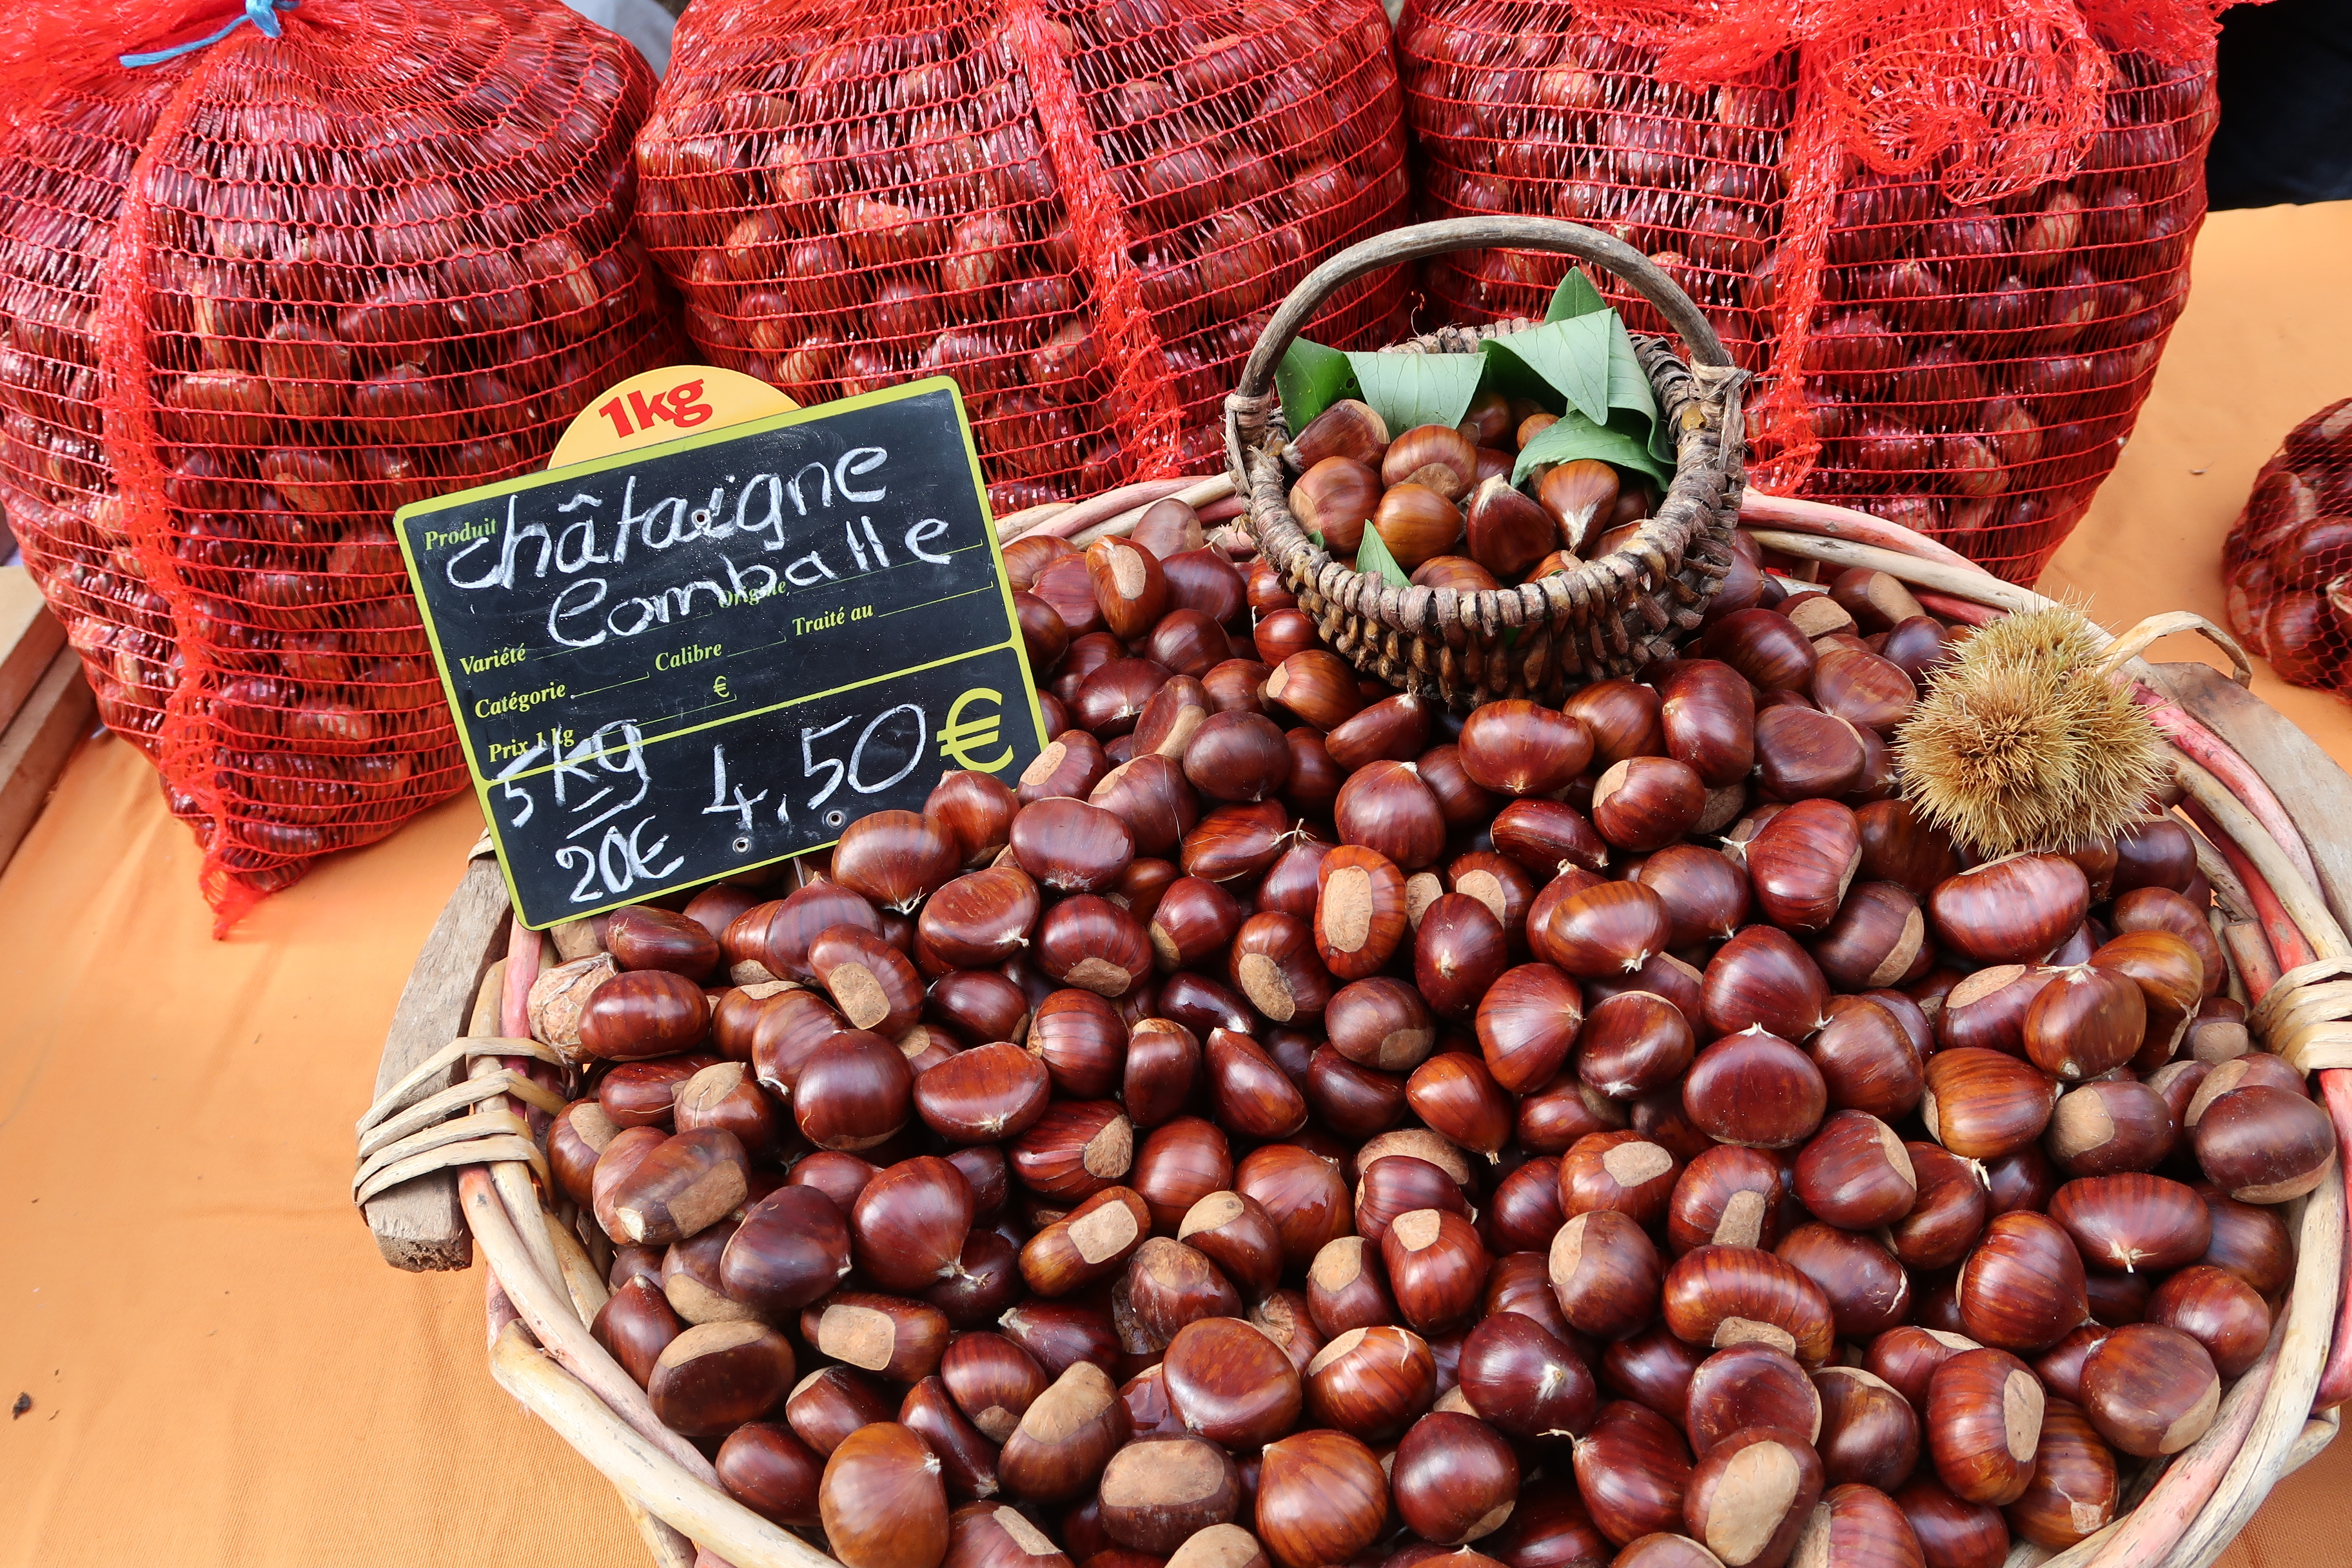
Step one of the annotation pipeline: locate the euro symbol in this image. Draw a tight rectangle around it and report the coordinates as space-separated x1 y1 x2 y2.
713 676 730 698
939 687 1014 772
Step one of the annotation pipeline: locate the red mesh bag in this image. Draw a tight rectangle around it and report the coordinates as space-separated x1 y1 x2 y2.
1396 0 2241 583
2223 399 2352 696
632 0 1411 513
0 0 681 927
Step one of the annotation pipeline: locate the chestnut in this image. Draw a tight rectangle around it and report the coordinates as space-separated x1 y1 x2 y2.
2079 1323 2220 1457
1919 1050 2057 1161
1954 1211 2087 1353
1574 1401 1696 1546
1686 1342 1822 1456
1132 1115 1233 1232
1457 1309 1596 1438
1661 1246 1836 1367
794 1029 916 1152
916 1041 1053 1145
1808 996 1925 1123
717 1421 824 1528
999 1361 1132 1502
781 1369 892 1466
1384 1207 1491 1334
593 1275 685 1389
1634 847 1752 948
1162 1316 1304 1447
603 1127 750 1247
1745 799 1862 934
1892 1476 2007 1568
1793 1111 1916 1228
945 1504 1073 1568
1416 894 1511 1021
1668 1146 1791 1255
1206 1027 1311 1139
2146 1264 2271 1377
2191 1083 2337 1202
1661 661 1758 788
1701 928 1834 1043
941 1331 1050 1442
1534 879 1672 979
1021 1187 1152 1297
820 1421 952 1568
1576 990 1691 1100
1180 1191 1286 1301
1236 1142 1351 1269
1926 856 2089 966
1316 847 1411 981
1888 1144 1988 1271
2047 1172 2210 1274
1551 1210 1666 1341
1230 914 1335 1026
1562 1130 1681 1227
813 1293 952 1384
1099 1435 1244 1553
1012 1099 1135 1201
1683 1031 1827 1150
833 811 963 914
1255 1429 1387 1568
1924 1348 2042 1505
1813 1367 1921 1491
1394 1410 1521 1544
1304 1323 1437 1439
1460 701 1596 798
1776 1224 1913 1340
1680 1427 1824 1568
852 1155 976 1293
650 1320 797 1436
2002 1399 2115 1550
901 1376 1001 1502
1407 1051 1516 1157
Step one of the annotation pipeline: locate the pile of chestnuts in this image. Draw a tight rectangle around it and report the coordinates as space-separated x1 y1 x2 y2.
2224 395 2352 696
1281 395 1658 590
530 491 2333 1568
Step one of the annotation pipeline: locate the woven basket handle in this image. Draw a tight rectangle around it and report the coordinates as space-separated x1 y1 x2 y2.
1231 215 1734 409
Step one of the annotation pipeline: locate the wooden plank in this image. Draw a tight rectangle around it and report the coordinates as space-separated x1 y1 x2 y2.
0 647 93 870
0 566 63 733
2141 660 2352 935
362 852 514 1270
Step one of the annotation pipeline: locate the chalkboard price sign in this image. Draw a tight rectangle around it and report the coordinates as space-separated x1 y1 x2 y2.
394 377 1047 928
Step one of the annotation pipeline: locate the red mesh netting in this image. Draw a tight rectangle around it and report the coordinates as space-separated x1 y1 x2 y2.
632 0 1413 513
2223 399 2352 697
0 0 681 929
1396 0 2242 585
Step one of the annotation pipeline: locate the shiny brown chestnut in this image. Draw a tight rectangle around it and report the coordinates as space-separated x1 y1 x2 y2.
1924 1348 2043 1506
1681 1427 1825 1568
819 1421 952 1568
1161 1316 1303 1447
1813 1367 1921 1492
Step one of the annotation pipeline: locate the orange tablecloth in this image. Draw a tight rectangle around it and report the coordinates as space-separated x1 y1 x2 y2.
6 202 2352 1568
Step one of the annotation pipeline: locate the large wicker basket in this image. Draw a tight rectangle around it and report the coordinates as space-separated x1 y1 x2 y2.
359 496 2349 1568
1224 215 1748 712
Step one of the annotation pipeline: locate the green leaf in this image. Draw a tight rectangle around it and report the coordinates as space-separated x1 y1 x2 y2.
1346 351 1484 436
1275 337 1358 432
1484 315 1613 427
1351 514 1412 589
1545 266 1609 322
1603 314 1673 464
1512 408 1673 489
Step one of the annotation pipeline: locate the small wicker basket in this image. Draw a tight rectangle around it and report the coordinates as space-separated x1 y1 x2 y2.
1224 215 1749 711
359 499 2352 1568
